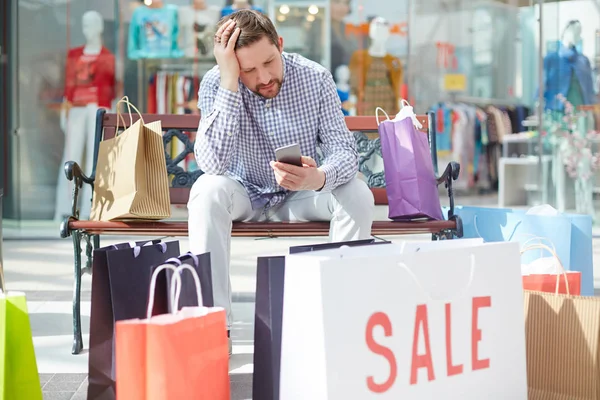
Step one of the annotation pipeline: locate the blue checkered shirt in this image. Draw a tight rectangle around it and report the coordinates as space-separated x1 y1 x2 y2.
194 52 359 210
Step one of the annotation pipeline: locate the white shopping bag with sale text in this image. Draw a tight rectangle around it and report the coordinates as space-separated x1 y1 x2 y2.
279 241 528 399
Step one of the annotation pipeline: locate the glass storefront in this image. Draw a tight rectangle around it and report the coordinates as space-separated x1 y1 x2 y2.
1 0 599 236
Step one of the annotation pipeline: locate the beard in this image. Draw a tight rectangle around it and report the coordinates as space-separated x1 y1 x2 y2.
251 79 282 99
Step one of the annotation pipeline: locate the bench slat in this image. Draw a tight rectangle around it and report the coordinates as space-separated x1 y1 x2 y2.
68 219 455 237
101 113 429 138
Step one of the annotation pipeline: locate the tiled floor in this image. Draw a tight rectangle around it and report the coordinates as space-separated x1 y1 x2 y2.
40 373 253 400
40 374 88 400
40 373 254 400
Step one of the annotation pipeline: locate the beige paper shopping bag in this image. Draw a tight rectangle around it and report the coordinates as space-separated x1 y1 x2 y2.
90 98 171 221
524 290 600 399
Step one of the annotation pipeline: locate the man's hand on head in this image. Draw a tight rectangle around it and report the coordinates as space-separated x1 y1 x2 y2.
270 156 326 191
213 19 241 92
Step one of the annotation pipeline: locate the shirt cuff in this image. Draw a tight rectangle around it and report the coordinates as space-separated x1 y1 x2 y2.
213 86 241 114
318 164 337 192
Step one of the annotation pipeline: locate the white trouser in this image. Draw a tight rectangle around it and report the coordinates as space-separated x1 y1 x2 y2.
187 175 375 328
54 104 97 221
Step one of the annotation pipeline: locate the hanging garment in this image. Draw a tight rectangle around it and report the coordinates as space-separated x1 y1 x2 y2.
156 72 167 114
475 107 489 146
128 4 184 59
430 103 453 153
514 105 530 133
64 46 115 108
147 75 157 114
500 107 513 136
461 104 477 188
349 50 403 115
356 57 396 116
542 44 596 111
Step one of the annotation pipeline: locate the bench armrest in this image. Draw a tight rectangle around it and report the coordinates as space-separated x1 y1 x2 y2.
435 161 460 220
64 161 95 186
63 161 94 220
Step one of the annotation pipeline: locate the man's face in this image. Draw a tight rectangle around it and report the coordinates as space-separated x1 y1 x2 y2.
236 36 284 99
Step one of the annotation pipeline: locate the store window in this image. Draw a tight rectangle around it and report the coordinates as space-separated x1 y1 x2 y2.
326 0 409 116
3 0 599 234
522 0 600 213
5 1 119 229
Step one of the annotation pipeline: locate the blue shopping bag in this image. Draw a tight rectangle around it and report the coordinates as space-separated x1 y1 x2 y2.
449 206 594 295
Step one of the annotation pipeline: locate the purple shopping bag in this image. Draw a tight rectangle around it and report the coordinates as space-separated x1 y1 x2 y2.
378 109 443 221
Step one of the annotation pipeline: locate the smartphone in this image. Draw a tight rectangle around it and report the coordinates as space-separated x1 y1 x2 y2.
274 143 303 167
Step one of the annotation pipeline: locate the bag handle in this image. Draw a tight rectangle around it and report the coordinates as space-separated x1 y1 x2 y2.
375 107 390 126
394 99 423 129
163 252 200 304
115 96 145 134
146 263 180 320
397 254 476 302
473 214 524 243
520 235 557 254
520 243 570 296
110 241 166 258
170 264 204 312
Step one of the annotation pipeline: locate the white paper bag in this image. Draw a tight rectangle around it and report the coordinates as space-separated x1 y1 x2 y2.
279 242 528 399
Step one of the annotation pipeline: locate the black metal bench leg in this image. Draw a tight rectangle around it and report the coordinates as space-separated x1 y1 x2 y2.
72 230 84 355
82 233 93 276
93 234 100 252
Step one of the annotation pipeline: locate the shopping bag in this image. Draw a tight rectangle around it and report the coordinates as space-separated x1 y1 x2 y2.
524 290 600 399
88 240 180 400
377 102 443 221
520 243 581 295
0 291 42 400
279 241 528 399
90 96 170 221
116 263 229 400
253 237 486 400
452 205 593 295
253 239 391 400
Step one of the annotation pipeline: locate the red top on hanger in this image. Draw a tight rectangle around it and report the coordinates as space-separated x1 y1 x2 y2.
64 46 115 108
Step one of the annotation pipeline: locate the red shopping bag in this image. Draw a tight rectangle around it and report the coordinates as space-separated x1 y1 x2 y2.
521 243 581 295
115 264 230 400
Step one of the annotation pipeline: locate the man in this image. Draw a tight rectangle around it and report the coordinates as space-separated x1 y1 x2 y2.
188 10 375 350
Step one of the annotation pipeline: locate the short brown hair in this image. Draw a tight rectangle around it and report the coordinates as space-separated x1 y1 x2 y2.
217 10 280 50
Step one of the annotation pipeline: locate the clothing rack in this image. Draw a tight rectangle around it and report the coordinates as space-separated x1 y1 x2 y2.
137 58 216 112
430 100 532 195
445 94 521 107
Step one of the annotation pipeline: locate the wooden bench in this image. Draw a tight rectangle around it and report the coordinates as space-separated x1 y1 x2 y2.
59 109 462 355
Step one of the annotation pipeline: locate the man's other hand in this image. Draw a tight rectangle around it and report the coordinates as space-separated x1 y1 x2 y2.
214 19 241 92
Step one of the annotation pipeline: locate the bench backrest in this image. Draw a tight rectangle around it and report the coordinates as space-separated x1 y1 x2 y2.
92 111 438 205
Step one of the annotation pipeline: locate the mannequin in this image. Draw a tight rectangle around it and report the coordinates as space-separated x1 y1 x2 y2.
348 17 403 116
335 65 356 116
178 0 220 57
55 10 115 221
367 17 389 57
128 0 183 59
542 20 596 111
